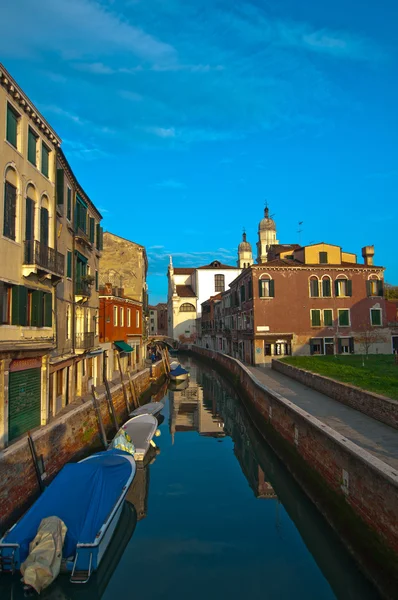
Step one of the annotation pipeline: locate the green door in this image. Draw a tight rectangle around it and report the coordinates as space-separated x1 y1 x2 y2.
9 368 41 441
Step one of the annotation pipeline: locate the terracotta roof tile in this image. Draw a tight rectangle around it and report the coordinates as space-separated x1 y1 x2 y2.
174 267 196 274
176 285 196 297
197 261 237 270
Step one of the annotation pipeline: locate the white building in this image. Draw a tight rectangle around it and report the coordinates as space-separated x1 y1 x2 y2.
149 306 158 335
167 258 241 342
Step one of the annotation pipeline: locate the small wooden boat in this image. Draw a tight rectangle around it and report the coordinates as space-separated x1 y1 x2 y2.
0 451 136 586
130 401 164 418
169 365 189 382
120 414 159 462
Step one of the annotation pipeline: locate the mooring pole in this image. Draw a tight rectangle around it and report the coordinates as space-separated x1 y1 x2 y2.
116 351 131 413
91 385 108 448
104 374 119 430
27 433 45 493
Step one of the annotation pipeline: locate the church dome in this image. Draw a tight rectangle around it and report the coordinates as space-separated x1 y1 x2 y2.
259 207 276 231
238 232 252 252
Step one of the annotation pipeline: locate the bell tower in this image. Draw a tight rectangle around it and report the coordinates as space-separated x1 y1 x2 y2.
237 230 253 268
257 204 278 263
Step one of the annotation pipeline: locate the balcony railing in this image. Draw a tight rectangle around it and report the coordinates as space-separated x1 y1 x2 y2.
24 240 64 276
75 331 95 350
75 280 91 297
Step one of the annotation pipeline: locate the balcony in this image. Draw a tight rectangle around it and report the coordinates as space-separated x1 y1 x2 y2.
23 240 64 277
75 279 92 299
75 331 95 350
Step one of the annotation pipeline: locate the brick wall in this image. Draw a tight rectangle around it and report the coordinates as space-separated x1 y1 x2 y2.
191 346 398 596
0 362 165 533
272 359 398 430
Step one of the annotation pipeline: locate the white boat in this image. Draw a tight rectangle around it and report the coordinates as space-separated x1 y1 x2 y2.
169 365 189 382
0 450 136 587
120 414 159 461
169 360 180 370
130 401 164 418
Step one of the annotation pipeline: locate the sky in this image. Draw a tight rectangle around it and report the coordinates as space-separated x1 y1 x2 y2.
1 0 397 304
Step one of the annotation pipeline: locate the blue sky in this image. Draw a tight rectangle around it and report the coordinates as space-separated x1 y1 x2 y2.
1 0 397 303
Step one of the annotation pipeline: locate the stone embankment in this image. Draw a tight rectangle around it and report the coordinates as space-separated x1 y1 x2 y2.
272 359 398 430
191 346 398 599
0 360 166 533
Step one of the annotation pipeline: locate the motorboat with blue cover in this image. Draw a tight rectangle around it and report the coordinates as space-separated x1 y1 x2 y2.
169 364 189 382
0 450 136 586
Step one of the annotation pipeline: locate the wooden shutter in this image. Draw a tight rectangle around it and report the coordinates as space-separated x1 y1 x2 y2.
25 197 34 242
8 368 41 441
377 280 384 296
334 280 339 297
322 278 331 297
56 169 64 205
95 270 99 291
4 182 16 240
42 144 49 177
28 129 37 165
67 251 72 278
6 105 17 147
100 227 103 250
96 223 100 249
44 293 52 327
349 338 355 353
31 290 44 327
67 188 72 220
269 279 275 297
40 207 49 247
346 280 352 296
311 310 321 327
366 281 371 296
12 286 28 326
89 218 95 243
323 309 333 326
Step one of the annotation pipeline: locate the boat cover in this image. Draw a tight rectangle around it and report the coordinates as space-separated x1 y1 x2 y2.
169 365 188 376
3 450 133 563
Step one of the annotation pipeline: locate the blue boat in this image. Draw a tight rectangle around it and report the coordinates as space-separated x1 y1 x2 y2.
0 450 136 584
169 365 189 382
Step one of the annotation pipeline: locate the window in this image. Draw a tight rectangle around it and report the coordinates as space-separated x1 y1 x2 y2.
3 181 17 240
136 310 140 327
66 305 70 339
338 337 354 354
41 143 50 178
323 309 333 327
67 188 72 221
95 270 98 291
370 308 382 326
66 251 72 278
309 277 319 297
28 128 38 166
89 217 95 243
40 206 49 247
240 284 246 302
0 281 12 324
120 307 124 327
127 308 131 327
311 309 321 327
180 303 195 312
6 103 19 148
310 338 324 355
338 309 350 327
335 278 352 297
264 343 272 356
215 274 225 292
319 252 328 264
259 277 274 298
322 277 332 297
96 224 103 250
248 278 253 299
11 285 28 326
367 279 383 297
76 196 87 233
114 305 118 326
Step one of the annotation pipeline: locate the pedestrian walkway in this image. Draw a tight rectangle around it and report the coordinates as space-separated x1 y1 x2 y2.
248 364 398 470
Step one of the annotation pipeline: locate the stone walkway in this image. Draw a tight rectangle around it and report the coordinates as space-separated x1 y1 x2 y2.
248 365 398 470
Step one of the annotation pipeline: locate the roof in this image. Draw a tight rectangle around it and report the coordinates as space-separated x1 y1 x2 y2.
254 259 384 269
58 147 102 220
176 285 196 297
197 261 237 270
103 231 145 250
173 267 196 274
271 244 301 251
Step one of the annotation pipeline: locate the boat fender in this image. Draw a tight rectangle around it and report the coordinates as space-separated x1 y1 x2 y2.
155 429 161 437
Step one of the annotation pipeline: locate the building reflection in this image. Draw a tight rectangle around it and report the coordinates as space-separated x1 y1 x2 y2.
168 362 225 442
126 444 158 521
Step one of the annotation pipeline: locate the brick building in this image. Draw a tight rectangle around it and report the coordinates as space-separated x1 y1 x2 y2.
148 303 168 336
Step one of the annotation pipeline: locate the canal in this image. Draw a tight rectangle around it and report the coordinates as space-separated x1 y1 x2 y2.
0 356 380 599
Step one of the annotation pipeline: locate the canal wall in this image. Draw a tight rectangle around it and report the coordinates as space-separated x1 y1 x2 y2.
272 359 398 430
190 346 398 598
0 360 166 534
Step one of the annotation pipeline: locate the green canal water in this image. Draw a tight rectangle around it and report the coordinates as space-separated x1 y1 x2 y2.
0 356 380 599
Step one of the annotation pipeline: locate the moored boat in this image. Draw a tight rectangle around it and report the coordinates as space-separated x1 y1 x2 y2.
169 365 189 382
111 414 159 462
130 401 164 418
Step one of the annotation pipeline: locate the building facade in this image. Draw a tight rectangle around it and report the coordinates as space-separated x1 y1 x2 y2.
148 306 158 336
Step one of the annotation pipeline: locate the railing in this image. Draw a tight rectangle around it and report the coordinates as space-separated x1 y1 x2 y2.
75 331 95 350
75 280 91 297
24 240 64 276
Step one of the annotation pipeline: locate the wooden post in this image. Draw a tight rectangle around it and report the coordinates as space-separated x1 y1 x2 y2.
27 433 45 493
104 375 119 430
127 371 139 409
116 351 131 413
91 385 108 448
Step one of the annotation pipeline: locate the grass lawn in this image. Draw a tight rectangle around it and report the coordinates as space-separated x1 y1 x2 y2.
280 355 398 400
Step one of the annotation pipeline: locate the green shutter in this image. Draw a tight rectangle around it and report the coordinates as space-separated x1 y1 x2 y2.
377 281 384 296
322 278 331 297
67 251 72 278
31 290 44 327
269 279 275 297
96 223 100 249
40 208 49 247
8 368 41 441
89 218 95 243
28 129 37 165
44 293 52 327
42 143 49 177
12 286 28 326
346 280 352 297
366 281 371 296
67 188 72 220
56 169 64 205
6 104 18 147
100 227 103 250
334 280 339 297
95 270 99 291
311 310 321 327
324 309 333 326
371 309 381 326
339 310 349 326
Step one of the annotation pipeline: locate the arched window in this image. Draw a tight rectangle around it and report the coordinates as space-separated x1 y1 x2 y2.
215 274 225 292
335 275 352 297
367 275 383 297
180 303 196 312
3 166 18 241
309 275 320 298
321 275 332 297
259 274 274 298
40 195 49 247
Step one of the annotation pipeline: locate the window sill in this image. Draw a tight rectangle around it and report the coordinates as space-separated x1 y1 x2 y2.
371 324 382 327
338 325 350 328
1 235 21 246
4 138 23 157
259 296 274 300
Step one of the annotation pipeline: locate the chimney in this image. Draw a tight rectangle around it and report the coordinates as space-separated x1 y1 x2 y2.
105 282 112 295
362 245 375 266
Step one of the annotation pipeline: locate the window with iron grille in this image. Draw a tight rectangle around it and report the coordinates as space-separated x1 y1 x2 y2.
3 181 17 240
215 274 225 292
180 303 195 312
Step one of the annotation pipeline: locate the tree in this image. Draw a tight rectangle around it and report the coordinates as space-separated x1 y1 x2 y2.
384 283 398 300
356 328 386 357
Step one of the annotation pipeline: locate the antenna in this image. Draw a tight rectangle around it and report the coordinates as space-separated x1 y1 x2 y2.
297 221 303 245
